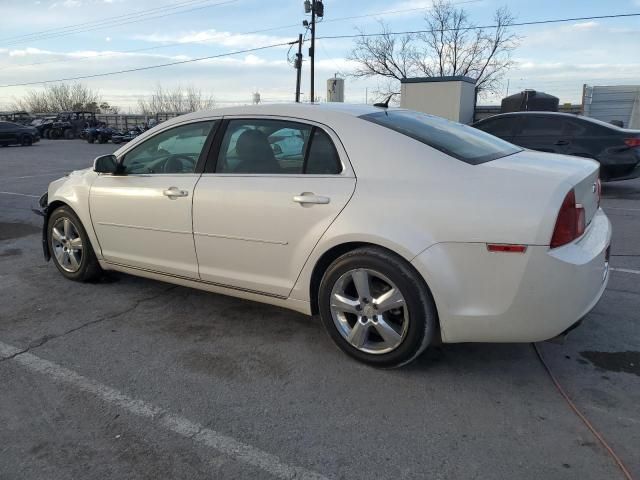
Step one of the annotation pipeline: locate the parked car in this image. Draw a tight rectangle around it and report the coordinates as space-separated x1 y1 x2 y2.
0 121 40 146
37 104 610 367
472 111 640 181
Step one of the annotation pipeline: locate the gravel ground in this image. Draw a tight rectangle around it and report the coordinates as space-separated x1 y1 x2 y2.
0 139 638 479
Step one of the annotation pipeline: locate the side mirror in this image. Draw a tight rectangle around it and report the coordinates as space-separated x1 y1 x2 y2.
93 154 122 174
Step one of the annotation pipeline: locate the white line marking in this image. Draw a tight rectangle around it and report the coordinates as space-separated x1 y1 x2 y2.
610 267 640 275
0 191 39 198
0 172 67 180
605 207 640 212
0 341 328 480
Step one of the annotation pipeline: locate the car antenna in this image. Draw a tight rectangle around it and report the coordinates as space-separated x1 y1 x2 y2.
373 94 395 109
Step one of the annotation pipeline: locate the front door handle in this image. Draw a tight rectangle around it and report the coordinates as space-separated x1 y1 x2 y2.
163 187 189 199
554 139 570 146
293 192 330 205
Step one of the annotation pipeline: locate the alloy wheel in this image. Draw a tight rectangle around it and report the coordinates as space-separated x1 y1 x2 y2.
51 217 84 273
329 268 409 354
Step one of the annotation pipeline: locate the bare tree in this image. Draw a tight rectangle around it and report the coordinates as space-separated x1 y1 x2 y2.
12 83 103 113
138 84 215 114
347 1 519 100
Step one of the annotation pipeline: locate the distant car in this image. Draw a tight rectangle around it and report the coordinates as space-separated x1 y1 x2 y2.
0 121 40 147
38 104 611 367
472 112 640 181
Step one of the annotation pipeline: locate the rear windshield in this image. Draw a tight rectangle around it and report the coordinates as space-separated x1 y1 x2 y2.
360 110 522 165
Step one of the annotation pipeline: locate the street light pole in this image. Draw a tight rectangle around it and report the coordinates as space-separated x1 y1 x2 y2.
295 34 303 103
304 0 323 103
310 2 316 103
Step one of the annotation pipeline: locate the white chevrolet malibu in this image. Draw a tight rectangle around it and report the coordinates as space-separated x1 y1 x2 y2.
39 104 611 367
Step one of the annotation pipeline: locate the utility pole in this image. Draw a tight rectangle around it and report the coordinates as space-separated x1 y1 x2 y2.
304 0 323 103
295 34 303 103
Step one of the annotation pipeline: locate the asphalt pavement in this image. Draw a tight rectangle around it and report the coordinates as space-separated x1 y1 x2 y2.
0 139 638 479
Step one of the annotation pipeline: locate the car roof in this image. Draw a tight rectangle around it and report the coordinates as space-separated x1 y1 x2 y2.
475 110 638 131
159 103 388 127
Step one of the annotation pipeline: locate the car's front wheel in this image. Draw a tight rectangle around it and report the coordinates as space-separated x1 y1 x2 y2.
318 247 437 368
21 135 33 146
48 206 102 282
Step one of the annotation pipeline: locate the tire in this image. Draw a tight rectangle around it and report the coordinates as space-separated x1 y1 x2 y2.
47 206 102 282
98 134 107 144
49 129 60 140
43 129 50 139
87 135 95 144
318 247 437 368
21 135 33 146
64 129 74 140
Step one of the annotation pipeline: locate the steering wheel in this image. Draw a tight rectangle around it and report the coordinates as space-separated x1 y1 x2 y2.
163 154 196 173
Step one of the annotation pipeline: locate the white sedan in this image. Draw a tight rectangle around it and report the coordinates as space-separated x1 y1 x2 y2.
39 104 611 367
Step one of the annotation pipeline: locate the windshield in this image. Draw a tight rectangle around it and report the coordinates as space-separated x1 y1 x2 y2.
360 110 522 165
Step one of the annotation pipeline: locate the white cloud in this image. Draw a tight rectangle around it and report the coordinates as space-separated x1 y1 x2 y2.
133 29 293 49
571 21 598 30
8 47 56 57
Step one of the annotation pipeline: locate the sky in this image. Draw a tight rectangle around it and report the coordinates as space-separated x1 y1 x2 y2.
0 0 639 111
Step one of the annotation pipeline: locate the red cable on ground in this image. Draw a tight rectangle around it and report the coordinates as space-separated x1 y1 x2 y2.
533 343 634 480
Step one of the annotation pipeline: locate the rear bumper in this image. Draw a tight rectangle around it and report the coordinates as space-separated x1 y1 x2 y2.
412 209 611 343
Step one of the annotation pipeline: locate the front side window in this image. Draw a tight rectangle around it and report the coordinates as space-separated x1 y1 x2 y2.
361 110 521 165
122 121 216 174
519 116 566 136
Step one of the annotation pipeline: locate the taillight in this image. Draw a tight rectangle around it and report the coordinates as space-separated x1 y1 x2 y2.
550 189 586 248
624 138 640 148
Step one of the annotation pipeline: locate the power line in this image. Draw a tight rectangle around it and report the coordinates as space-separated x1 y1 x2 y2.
316 12 640 40
0 0 238 47
0 0 481 71
0 0 212 43
2 11 639 88
0 41 297 88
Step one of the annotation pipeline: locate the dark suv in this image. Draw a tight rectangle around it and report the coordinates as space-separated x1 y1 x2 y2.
0 121 40 147
472 112 640 181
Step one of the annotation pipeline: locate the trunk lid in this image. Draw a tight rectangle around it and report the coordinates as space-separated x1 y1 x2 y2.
485 150 601 226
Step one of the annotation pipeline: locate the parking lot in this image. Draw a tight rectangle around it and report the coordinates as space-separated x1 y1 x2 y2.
0 139 638 479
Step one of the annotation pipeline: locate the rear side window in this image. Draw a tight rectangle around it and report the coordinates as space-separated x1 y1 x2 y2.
305 129 342 174
360 110 521 165
216 119 342 175
476 117 515 137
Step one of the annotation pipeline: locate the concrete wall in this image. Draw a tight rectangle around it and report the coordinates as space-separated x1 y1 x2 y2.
400 78 476 123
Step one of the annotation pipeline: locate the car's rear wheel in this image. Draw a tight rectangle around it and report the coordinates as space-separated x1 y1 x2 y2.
87 134 95 144
318 247 437 368
64 129 74 140
48 206 102 282
21 135 32 146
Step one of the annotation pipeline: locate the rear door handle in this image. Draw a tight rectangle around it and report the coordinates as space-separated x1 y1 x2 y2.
293 192 330 205
554 139 570 146
163 187 189 199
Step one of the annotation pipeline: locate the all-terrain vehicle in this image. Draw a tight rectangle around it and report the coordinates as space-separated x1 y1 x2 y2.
0 111 35 126
49 111 97 140
31 116 57 139
111 124 146 144
84 123 120 144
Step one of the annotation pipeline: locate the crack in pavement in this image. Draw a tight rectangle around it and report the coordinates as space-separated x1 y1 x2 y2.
0 285 178 363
